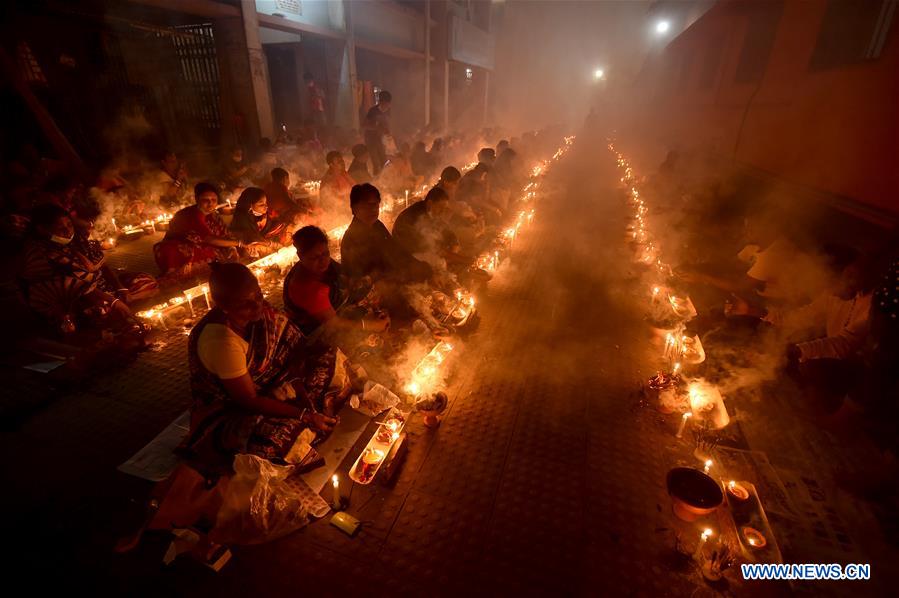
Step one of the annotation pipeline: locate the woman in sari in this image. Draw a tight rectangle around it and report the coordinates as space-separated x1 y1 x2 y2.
228 187 290 258
182 263 342 478
283 226 389 347
19 203 143 335
70 198 159 304
153 182 241 278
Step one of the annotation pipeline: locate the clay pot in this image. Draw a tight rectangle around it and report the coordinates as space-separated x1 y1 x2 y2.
419 410 441 428
701 561 723 582
666 467 723 522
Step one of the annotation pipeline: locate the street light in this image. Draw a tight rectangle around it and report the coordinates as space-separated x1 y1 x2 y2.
593 68 605 80
655 20 670 35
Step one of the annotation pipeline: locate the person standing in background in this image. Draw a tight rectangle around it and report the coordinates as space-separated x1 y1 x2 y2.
304 72 326 131
363 90 392 176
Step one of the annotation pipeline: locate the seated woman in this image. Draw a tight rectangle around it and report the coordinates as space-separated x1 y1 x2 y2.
182 263 340 477
157 150 189 210
284 226 388 346
154 182 241 278
18 203 143 336
70 198 159 304
228 187 290 258
220 146 249 193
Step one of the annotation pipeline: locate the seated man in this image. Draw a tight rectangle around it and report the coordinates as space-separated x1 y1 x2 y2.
340 183 431 285
490 148 525 212
153 182 241 278
476 147 496 171
347 144 372 184
458 163 502 223
378 142 418 195
682 213 817 318
732 245 873 413
393 186 482 283
392 187 451 256
411 141 430 179
182 262 340 477
284 225 389 342
319 150 354 223
437 166 485 249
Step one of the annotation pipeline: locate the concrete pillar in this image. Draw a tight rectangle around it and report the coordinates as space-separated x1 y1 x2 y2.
214 16 261 147
483 69 489 125
442 61 449 132
424 0 432 127
239 0 275 140
343 0 361 131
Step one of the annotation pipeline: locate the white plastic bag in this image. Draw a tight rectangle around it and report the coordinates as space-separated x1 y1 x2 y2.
211 454 309 545
349 381 399 417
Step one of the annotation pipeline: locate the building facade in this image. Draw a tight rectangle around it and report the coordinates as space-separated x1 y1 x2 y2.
1 0 495 169
631 0 898 223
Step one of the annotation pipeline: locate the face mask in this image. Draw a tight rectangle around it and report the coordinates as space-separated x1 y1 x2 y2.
51 234 74 245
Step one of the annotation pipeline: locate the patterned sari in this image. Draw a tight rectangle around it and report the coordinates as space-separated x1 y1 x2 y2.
154 205 236 275
19 238 102 321
181 303 339 478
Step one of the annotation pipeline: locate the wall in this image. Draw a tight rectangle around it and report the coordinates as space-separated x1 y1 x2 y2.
255 0 345 33
353 1 424 52
632 0 899 220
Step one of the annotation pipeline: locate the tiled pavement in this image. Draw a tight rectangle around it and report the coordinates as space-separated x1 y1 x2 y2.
2 132 896 596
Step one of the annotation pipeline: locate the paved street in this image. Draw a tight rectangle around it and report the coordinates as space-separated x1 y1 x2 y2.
2 130 894 596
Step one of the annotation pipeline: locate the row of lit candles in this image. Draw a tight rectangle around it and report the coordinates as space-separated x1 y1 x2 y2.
402 137 574 397
330 139 575 499
610 142 766 556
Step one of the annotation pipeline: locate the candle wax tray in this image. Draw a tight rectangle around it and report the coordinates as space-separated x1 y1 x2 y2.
348 407 409 485
722 480 783 564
